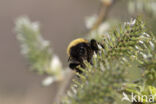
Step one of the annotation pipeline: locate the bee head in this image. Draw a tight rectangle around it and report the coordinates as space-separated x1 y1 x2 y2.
67 38 100 72
90 39 99 53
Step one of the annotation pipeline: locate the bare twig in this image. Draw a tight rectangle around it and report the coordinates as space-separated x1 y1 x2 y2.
54 70 75 104
91 0 115 31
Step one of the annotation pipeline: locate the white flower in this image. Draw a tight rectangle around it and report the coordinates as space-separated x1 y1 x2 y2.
38 36 50 48
32 22 39 31
67 91 73 97
135 46 139 50
16 16 40 32
42 76 55 86
149 41 155 50
93 52 97 58
140 52 147 59
85 15 97 29
125 19 136 26
21 44 29 55
50 55 62 75
98 22 110 34
122 57 128 62
143 32 150 37
71 86 77 94
98 44 103 50
131 19 136 25
139 40 144 44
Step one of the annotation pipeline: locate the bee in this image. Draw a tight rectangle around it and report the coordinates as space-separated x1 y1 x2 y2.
67 38 99 73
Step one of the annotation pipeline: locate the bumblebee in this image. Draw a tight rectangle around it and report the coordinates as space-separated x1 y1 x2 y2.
67 38 99 73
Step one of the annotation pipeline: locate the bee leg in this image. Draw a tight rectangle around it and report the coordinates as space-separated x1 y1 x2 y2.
69 63 79 70
69 63 83 74
98 43 105 49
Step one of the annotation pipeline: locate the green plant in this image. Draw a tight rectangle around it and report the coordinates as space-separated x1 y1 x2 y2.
62 17 156 104
14 1 156 104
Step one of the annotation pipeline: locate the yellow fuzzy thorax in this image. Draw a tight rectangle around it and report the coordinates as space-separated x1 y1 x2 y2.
67 38 88 56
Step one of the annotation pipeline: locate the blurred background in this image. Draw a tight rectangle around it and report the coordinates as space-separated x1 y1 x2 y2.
0 0 155 104
0 0 99 104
